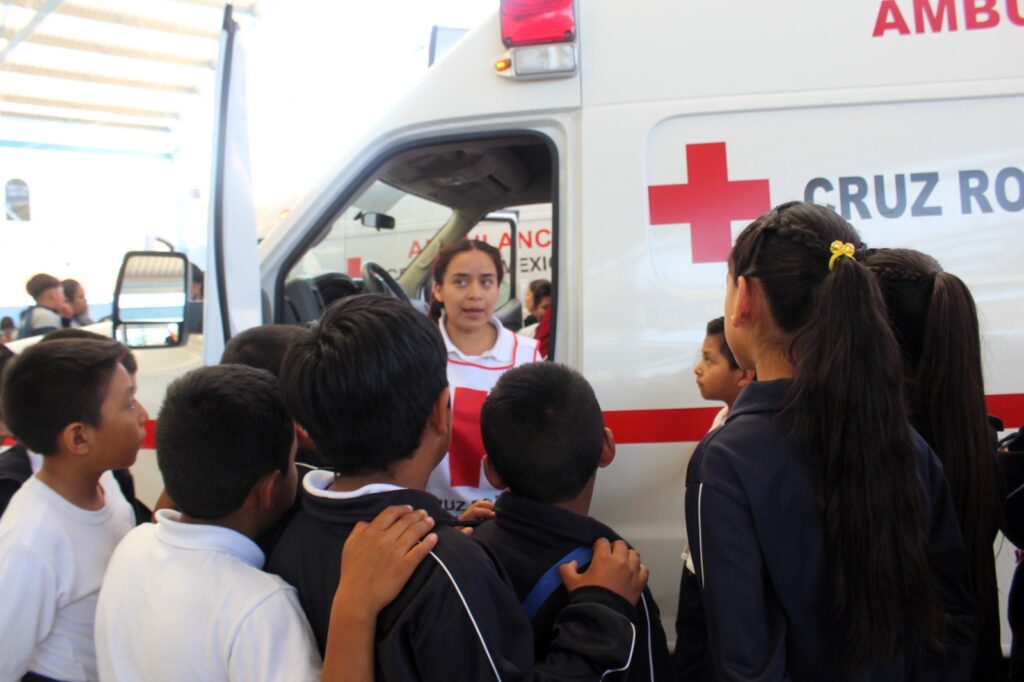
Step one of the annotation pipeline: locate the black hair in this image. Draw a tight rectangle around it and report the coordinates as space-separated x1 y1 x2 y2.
156 364 293 520
866 247 999 644
26 273 60 300
0 346 11 427
1 338 125 455
528 278 552 302
729 202 942 666
704 317 739 370
62 278 82 302
221 324 306 377
428 239 504 320
481 363 604 504
280 294 448 476
41 328 137 375
1 316 14 332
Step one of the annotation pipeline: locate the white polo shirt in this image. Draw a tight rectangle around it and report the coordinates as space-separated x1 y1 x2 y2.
426 317 540 515
95 509 321 682
0 472 135 681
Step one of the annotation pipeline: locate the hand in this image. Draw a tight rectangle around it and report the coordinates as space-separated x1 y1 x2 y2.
334 505 438 619
58 302 74 319
457 499 496 534
558 538 648 606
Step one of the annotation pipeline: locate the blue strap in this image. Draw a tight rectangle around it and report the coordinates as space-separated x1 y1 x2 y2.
523 546 594 620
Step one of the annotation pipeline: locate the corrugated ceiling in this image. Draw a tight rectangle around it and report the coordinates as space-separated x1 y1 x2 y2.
0 0 259 148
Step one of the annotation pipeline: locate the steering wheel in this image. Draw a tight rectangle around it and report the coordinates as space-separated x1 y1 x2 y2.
361 261 410 303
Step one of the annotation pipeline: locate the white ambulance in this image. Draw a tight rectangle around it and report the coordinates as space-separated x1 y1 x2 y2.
66 0 1024 647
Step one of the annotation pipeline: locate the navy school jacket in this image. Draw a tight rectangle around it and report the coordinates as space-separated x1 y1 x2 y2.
685 379 974 682
266 485 638 681
474 492 673 681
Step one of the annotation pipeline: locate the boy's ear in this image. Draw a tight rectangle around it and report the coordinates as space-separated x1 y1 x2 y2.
428 388 451 438
598 427 616 469
482 454 506 489
294 422 317 453
252 468 283 513
58 422 91 457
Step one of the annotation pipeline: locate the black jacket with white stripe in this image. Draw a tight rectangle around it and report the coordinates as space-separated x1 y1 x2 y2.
266 486 638 681
474 492 673 681
685 379 975 681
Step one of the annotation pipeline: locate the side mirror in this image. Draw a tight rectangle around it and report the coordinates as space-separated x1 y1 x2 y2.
113 251 190 349
360 212 396 230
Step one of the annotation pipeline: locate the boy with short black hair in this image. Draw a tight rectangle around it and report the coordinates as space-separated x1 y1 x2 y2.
0 338 146 681
269 294 645 680
220 323 323 470
694 316 754 430
94 364 323 680
473 362 673 680
0 329 150 522
220 323 306 376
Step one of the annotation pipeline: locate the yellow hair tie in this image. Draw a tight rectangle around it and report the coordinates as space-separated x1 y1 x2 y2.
828 241 856 270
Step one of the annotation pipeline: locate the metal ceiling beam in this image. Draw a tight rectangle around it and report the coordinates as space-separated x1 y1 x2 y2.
0 28 215 68
0 109 172 132
0 63 200 94
0 93 181 119
171 0 259 17
8 0 220 39
0 0 65 65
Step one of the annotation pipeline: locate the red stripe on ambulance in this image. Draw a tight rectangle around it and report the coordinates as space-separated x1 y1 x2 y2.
129 393 1024 452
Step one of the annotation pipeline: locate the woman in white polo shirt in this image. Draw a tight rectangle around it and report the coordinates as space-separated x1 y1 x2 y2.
425 240 540 515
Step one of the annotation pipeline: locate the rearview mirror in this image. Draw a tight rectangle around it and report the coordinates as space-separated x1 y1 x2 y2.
113 251 189 349
360 212 396 230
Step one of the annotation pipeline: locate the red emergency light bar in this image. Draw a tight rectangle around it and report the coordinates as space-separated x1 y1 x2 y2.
500 0 575 47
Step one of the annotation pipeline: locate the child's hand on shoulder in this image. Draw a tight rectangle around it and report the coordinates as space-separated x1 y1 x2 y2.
456 499 496 534
558 538 648 606
334 505 438 620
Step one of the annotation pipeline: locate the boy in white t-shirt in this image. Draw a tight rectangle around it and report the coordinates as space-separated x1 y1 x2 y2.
95 364 317 681
0 338 147 682
94 364 438 682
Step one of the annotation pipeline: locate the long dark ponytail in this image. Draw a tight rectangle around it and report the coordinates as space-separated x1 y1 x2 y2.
729 202 943 666
866 248 998 643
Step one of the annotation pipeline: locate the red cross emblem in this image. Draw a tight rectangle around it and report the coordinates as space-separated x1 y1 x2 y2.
648 142 771 263
449 387 489 487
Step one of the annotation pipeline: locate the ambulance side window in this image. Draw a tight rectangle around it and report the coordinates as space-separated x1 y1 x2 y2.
279 133 558 358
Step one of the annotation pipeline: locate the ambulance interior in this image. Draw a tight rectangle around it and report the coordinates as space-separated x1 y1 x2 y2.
280 133 555 336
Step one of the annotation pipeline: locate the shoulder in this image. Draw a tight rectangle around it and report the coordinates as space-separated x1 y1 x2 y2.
0 479 60 545
400 526 511 607
689 415 792 503
29 306 60 325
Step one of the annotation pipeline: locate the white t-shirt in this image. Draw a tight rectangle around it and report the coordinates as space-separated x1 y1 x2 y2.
426 317 540 515
0 472 135 681
95 509 321 682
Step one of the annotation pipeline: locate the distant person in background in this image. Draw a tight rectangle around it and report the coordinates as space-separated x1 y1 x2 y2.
522 278 551 327
0 317 14 344
62 279 94 327
18 273 71 339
